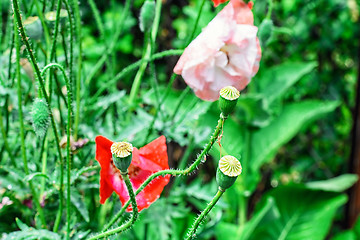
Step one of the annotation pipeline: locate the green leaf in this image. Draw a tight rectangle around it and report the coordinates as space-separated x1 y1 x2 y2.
238 197 275 240
251 186 347 240
305 174 358 192
257 62 317 104
6 229 61 240
15 218 29 231
24 172 49 182
251 100 339 171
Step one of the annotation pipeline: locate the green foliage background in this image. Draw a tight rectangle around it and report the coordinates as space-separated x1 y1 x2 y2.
0 0 359 239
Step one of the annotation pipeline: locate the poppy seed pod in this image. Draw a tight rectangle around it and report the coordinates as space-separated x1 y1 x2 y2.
216 155 242 190
219 86 240 116
31 98 50 137
139 0 156 33
111 141 133 173
24 16 43 41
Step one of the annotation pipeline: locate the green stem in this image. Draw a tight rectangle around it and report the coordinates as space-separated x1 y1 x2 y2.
87 0 105 41
186 0 206 44
41 63 72 239
71 0 82 139
89 173 138 240
49 0 63 61
186 189 225 240
266 0 273 19
171 135 195 189
0 106 15 166
103 114 227 231
39 136 48 203
12 0 65 230
90 49 183 102
14 17 47 228
33 0 51 49
128 0 162 108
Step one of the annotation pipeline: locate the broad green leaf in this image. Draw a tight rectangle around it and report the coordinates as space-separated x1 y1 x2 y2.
257 62 317 104
251 100 339 172
332 231 357 240
215 197 274 240
251 186 347 240
305 174 358 192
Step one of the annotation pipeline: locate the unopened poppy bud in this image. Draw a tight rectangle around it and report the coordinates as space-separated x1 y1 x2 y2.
139 0 155 32
258 19 274 47
24 16 43 41
219 86 240 116
31 98 50 137
216 155 242 190
111 142 133 173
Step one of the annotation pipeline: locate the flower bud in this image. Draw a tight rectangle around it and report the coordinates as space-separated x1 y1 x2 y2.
219 86 240 116
31 98 50 137
24 16 43 41
111 141 133 173
258 19 274 47
216 155 242 190
139 0 156 33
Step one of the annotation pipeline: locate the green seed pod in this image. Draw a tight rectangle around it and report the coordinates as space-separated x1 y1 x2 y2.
258 19 274 47
216 155 242 190
111 142 133 173
219 86 240 117
31 98 50 137
139 0 156 33
24 16 43 41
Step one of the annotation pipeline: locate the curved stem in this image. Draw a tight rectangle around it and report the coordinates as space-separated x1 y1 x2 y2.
41 63 72 239
14 17 47 228
186 189 225 240
88 173 138 240
103 114 226 231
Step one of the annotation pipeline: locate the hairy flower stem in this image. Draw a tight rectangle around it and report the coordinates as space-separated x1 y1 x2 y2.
14 18 47 228
41 63 73 239
88 173 138 240
186 189 225 240
103 114 227 231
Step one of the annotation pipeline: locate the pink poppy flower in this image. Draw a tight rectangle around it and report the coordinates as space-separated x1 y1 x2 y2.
95 135 170 212
174 0 261 101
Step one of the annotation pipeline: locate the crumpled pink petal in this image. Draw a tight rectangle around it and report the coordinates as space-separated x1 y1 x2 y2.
174 0 261 101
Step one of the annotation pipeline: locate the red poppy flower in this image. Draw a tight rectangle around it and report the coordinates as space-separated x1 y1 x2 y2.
212 0 253 9
95 135 170 212
212 0 229 7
